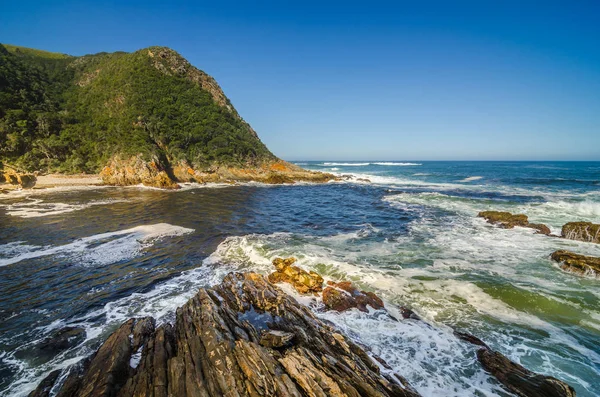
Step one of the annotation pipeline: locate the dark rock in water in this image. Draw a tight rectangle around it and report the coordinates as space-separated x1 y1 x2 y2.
268 257 324 294
477 348 575 397
323 280 385 313
42 272 419 397
28 370 60 397
561 222 600 244
453 331 489 349
551 250 600 277
478 211 552 235
456 331 575 396
400 306 421 320
38 327 86 354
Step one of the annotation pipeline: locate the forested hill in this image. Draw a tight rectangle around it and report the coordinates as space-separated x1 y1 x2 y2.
0 44 277 174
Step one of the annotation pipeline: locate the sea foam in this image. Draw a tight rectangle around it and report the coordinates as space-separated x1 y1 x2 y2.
0 223 194 267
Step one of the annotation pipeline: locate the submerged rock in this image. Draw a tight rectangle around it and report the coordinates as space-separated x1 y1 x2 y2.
267 257 325 294
37 327 86 355
551 250 600 277
561 222 600 244
322 281 385 313
38 272 419 397
457 331 575 397
477 211 551 235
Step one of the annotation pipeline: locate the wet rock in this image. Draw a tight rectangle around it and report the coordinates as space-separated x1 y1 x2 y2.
28 370 60 397
477 348 575 397
528 223 551 235
43 272 419 397
38 327 86 354
478 211 529 228
551 250 600 277
400 306 421 320
267 257 325 294
259 330 295 348
478 211 552 235
561 222 600 244
323 280 385 313
453 331 489 348
457 331 575 397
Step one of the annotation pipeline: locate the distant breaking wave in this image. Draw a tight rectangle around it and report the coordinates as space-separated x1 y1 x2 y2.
373 162 422 166
323 162 370 166
322 162 422 166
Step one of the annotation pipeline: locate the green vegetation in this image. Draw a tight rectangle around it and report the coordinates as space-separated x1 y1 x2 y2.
0 44 276 173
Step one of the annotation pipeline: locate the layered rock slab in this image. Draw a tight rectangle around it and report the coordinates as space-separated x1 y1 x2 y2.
39 272 419 397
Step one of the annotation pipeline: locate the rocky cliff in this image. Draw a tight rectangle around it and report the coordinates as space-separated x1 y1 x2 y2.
0 44 332 187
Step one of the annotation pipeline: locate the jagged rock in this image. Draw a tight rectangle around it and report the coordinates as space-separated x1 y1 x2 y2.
3 169 36 188
550 250 600 277
40 272 419 397
561 222 600 244
268 257 325 294
100 155 180 189
259 330 295 348
322 281 385 313
477 349 575 397
28 370 60 397
457 331 575 397
264 173 295 184
478 211 551 235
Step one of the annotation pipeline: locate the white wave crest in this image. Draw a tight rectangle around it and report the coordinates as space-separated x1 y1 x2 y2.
323 162 370 166
373 162 422 166
457 176 483 182
0 223 194 267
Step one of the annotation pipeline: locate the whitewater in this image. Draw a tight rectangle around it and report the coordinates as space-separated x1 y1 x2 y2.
0 161 599 396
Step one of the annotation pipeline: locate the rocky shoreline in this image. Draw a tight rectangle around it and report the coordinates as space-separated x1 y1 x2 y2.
29 259 576 397
0 160 336 192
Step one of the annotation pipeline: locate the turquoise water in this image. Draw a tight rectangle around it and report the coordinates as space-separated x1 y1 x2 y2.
0 161 599 396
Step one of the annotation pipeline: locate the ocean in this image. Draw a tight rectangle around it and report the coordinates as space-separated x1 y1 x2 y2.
1 161 599 396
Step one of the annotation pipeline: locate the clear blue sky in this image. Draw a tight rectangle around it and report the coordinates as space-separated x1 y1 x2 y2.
2 1 599 161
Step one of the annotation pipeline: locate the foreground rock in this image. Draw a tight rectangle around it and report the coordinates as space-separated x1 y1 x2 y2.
457 331 575 397
37 272 419 397
477 211 551 235
551 250 600 277
268 257 325 294
323 281 385 313
561 222 600 244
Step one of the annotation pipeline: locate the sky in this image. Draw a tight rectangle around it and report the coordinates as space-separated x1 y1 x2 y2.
2 0 599 161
